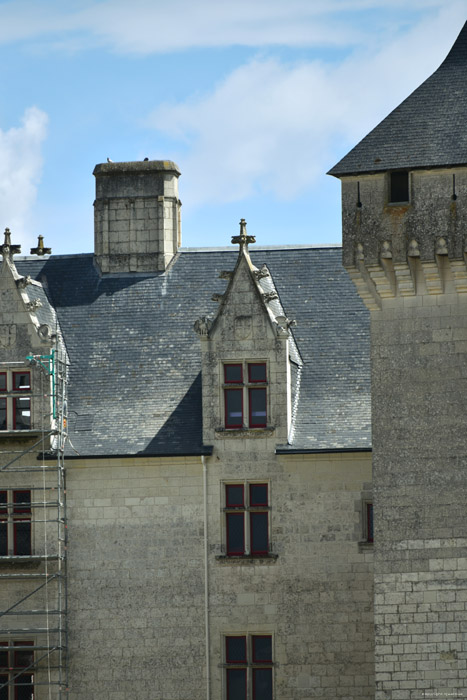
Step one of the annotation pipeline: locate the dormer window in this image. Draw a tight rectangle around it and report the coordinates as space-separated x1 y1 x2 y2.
389 171 409 203
224 362 267 429
0 371 31 431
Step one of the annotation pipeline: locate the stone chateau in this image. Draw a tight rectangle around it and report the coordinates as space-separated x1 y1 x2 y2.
0 20 466 700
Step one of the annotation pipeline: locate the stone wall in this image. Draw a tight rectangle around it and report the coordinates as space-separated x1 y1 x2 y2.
371 294 467 699
64 451 373 699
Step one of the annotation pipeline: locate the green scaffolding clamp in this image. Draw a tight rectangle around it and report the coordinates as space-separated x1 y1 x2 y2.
26 349 57 419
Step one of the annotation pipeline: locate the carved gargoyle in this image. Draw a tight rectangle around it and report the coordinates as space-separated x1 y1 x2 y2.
193 317 213 337
16 276 32 289
26 299 42 312
254 265 270 280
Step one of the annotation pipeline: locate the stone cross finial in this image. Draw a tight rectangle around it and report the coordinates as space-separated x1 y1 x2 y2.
30 235 52 256
231 219 256 250
0 228 21 260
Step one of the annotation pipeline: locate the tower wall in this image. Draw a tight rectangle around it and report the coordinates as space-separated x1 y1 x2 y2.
340 169 467 698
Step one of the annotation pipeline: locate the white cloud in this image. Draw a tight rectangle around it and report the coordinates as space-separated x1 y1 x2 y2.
0 108 48 250
0 0 462 54
146 3 466 208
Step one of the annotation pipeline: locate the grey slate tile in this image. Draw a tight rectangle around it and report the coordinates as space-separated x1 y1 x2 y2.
16 247 371 456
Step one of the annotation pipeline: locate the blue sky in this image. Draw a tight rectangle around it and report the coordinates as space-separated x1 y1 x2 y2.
0 0 465 255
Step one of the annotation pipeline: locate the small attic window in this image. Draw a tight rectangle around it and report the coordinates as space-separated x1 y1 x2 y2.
389 171 409 203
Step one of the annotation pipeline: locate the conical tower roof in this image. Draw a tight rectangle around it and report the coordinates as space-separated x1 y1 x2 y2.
329 22 467 177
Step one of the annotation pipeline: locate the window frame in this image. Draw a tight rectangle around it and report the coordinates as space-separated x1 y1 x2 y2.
223 362 268 430
0 640 34 699
0 371 32 432
224 634 273 700
366 502 374 543
0 489 32 557
224 482 270 557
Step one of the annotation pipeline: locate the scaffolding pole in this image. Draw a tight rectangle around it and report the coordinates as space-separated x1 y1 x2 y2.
0 349 69 698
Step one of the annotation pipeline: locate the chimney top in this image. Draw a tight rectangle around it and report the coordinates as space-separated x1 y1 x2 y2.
93 160 181 176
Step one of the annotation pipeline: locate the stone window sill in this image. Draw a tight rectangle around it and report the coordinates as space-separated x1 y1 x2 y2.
215 427 275 439
0 430 45 439
0 556 43 569
216 554 278 565
358 540 374 552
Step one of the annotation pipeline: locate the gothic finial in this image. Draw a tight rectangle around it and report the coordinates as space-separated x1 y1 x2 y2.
231 218 256 250
30 235 52 256
1 227 21 260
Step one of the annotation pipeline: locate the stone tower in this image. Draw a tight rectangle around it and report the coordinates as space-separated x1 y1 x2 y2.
330 23 467 699
93 159 181 273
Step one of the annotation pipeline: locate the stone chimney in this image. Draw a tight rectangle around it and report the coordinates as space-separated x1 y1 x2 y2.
93 160 181 273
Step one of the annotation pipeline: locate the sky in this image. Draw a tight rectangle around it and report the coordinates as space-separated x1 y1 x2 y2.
0 0 465 255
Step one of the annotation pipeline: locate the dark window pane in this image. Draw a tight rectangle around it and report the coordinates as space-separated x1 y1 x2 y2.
249 388 266 427
250 484 268 507
252 636 272 662
14 398 30 430
367 503 374 543
250 512 268 555
14 521 31 555
0 399 6 431
226 485 244 508
390 172 409 203
0 644 7 668
0 522 7 556
0 674 8 700
227 668 246 700
14 492 31 514
0 492 7 514
226 513 244 555
253 668 272 700
14 644 33 669
13 372 30 391
0 374 5 391
225 389 243 428
226 636 247 663
224 365 242 383
15 674 34 700
248 363 266 383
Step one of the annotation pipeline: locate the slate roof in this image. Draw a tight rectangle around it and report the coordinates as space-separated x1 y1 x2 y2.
329 21 467 177
15 247 371 457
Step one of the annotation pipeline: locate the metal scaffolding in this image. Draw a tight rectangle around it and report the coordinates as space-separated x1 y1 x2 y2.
0 348 68 698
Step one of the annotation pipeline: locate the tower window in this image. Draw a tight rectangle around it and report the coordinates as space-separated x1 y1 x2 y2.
0 641 34 699
225 483 269 556
389 171 409 203
223 362 267 429
225 634 273 700
0 490 32 556
0 371 31 431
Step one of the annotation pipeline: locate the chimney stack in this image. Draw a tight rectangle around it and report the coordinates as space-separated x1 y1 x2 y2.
93 160 181 273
